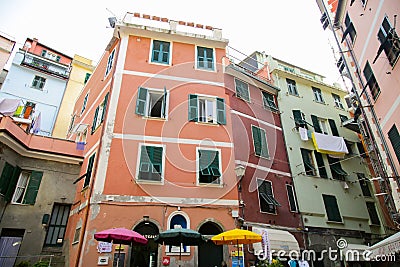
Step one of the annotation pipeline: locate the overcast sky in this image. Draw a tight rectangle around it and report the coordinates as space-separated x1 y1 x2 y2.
0 0 344 87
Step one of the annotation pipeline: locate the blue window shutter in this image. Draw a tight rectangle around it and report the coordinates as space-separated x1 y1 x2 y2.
23 171 43 205
188 94 198 122
91 107 99 134
5 166 21 202
101 92 109 123
136 87 148 116
216 97 226 125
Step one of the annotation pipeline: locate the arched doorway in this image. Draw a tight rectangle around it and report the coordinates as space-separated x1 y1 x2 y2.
131 222 159 267
198 222 223 267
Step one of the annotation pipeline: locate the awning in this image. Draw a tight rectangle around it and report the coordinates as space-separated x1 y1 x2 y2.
252 227 300 255
311 132 348 156
369 232 400 257
340 243 370 261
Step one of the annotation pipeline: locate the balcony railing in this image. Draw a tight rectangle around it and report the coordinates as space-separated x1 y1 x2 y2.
21 54 70 79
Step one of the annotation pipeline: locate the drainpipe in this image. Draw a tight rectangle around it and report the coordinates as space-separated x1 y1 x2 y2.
74 37 121 267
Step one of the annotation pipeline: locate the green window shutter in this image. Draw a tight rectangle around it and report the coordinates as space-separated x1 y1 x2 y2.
5 166 21 202
292 110 306 128
322 194 342 222
101 92 109 123
366 202 380 225
216 97 226 125
252 126 269 158
235 79 249 101
151 146 163 174
135 87 148 116
22 171 43 205
91 106 99 134
311 115 321 133
84 154 96 187
0 162 15 196
199 150 213 172
328 119 339 136
140 146 163 181
314 152 327 178
188 94 198 122
388 125 400 162
286 185 297 212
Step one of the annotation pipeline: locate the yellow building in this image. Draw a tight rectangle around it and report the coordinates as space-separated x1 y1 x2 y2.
52 54 95 138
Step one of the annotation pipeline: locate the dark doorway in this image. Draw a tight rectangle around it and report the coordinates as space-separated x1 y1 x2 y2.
0 228 24 267
131 222 159 267
198 222 223 267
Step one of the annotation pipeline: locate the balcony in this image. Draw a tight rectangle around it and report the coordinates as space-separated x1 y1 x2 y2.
21 53 70 79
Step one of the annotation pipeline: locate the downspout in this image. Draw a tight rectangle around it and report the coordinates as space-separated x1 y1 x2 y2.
321 0 399 219
74 36 121 267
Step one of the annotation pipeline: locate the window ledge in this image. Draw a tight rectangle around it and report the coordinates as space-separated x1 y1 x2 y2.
142 116 167 121
72 241 79 245
326 220 344 224
286 92 302 98
255 155 270 160
195 122 219 126
195 66 216 72
197 183 223 188
136 179 164 185
166 252 190 256
313 100 327 105
260 210 278 215
149 61 171 67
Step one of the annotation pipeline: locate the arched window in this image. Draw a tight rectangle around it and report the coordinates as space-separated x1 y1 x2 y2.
167 213 190 254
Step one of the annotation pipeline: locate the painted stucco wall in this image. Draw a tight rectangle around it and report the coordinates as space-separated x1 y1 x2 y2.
0 34 15 71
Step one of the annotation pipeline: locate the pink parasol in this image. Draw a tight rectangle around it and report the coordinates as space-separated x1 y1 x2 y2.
94 228 148 267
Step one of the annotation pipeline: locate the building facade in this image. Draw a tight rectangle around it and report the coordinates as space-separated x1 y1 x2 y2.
0 116 83 267
66 13 239 267
224 58 303 265
316 0 400 223
0 38 72 136
0 32 15 88
52 54 95 138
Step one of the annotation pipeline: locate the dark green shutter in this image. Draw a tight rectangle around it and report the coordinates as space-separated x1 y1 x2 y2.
139 146 162 181
388 125 400 163
311 115 321 133
366 202 380 225
101 92 109 123
322 194 342 222
23 171 43 205
162 86 167 118
151 146 163 174
91 107 99 134
0 162 15 196
188 94 198 122
216 97 226 125
292 110 305 128
328 119 339 136
5 166 21 202
314 152 327 178
286 185 297 212
84 154 95 187
135 87 148 116
252 126 268 158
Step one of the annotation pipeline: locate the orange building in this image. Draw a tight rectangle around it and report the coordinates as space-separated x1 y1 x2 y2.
66 13 239 267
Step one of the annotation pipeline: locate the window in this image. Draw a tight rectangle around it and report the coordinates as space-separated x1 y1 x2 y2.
339 115 349 122
73 226 81 244
138 145 163 182
105 49 115 76
342 13 357 44
168 214 188 253
257 179 280 214
196 46 214 70
83 153 96 188
301 149 316 176
388 124 400 163
320 12 329 30
151 40 170 64
234 78 250 102
41 50 47 57
311 115 328 134
357 173 372 197
328 156 348 181
337 56 346 74
357 142 367 158
322 194 342 222
68 115 75 133
135 87 168 119
0 163 20 202
361 0 368 7
314 152 328 178
10 170 43 205
293 110 307 129
188 95 226 125
81 93 89 115
366 202 380 225
262 91 278 112
84 73 91 84
373 16 400 66
345 140 354 155
91 93 109 134
286 78 298 96
332 94 344 109
32 75 46 90
286 184 298 212
251 126 269 158
198 149 221 184
363 61 381 100
44 204 71 246
328 119 339 136
312 87 324 103
56 56 61 62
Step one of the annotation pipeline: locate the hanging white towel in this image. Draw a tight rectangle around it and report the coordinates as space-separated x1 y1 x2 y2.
299 127 308 141
0 98 21 116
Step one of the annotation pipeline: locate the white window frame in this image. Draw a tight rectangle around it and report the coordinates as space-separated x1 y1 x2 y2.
81 93 89 115
313 87 324 103
251 125 270 159
195 46 216 72
135 143 165 185
11 171 31 204
143 88 169 119
256 178 277 215
166 211 191 255
332 94 344 109
286 78 298 96
318 118 329 135
234 78 251 102
196 147 222 186
105 49 116 77
149 39 172 66
32 75 46 90
197 95 217 124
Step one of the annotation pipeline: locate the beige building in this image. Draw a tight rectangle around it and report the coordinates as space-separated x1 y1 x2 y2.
0 32 15 88
52 54 95 138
